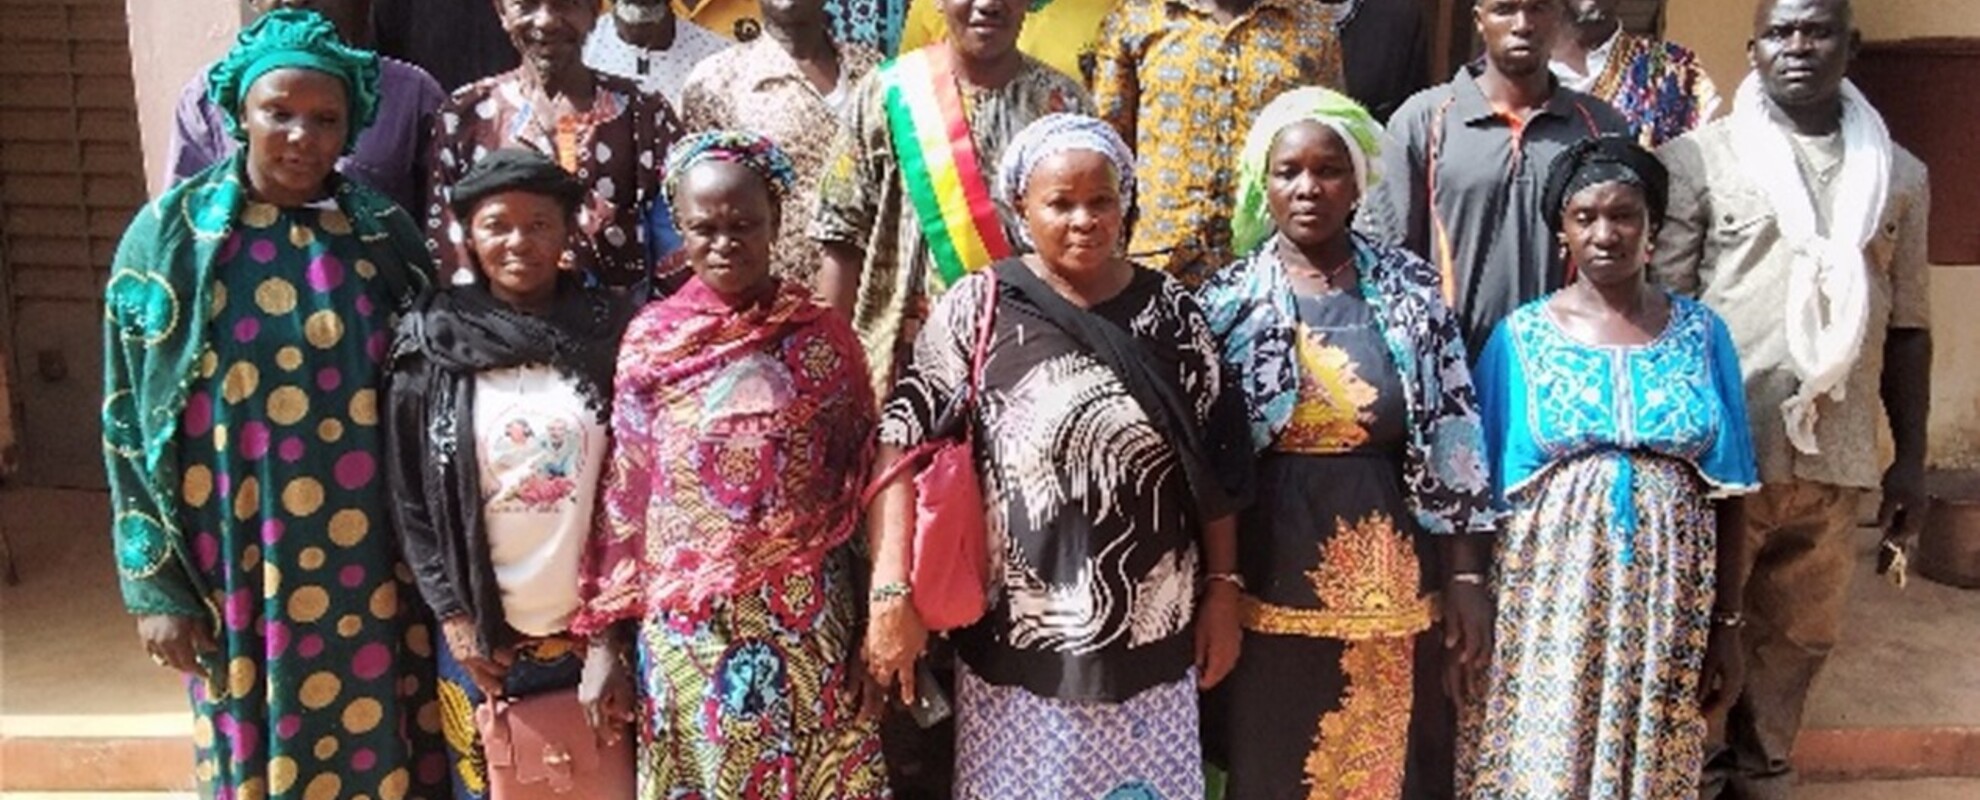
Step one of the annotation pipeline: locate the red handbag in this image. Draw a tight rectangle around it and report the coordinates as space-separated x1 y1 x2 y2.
863 270 999 632
475 688 636 799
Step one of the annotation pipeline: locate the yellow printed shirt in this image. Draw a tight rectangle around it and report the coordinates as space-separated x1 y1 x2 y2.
1092 0 1345 285
898 0 1119 81
673 0 763 41
681 0 917 54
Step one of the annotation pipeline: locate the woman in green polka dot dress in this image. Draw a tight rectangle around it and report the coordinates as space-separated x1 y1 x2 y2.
100 11 446 799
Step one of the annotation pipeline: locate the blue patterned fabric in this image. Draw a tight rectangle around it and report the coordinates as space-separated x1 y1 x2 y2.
1456 452 1722 799
954 664 1203 799
1599 34 1718 148
1198 232 1493 535
1458 294 1760 797
826 0 910 55
1474 295 1759 560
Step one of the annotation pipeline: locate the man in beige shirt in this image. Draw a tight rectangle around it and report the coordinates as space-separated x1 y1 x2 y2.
1653 0 1931 797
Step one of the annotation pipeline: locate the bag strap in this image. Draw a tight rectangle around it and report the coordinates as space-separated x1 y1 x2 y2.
859 270 998 506
965 263 998 390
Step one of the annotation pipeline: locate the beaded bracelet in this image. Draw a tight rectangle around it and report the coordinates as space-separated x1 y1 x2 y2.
1205 572 1246 592
870 581 912 604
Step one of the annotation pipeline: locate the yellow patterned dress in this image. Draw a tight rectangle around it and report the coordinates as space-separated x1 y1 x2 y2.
1203 287 1436 800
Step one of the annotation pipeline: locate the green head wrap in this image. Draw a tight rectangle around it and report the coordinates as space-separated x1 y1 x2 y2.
1230 87 1385 257
205 8 381 154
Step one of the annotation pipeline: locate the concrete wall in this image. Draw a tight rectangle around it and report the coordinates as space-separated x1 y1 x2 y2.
1929 271 1980 469
1666 0 1980 469
1856 0 1980 41
1664 0 1751 96
125 1 241 197
1858 1 1980 469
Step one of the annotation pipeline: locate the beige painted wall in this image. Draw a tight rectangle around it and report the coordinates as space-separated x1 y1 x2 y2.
125 1 242 197
1666 0 1980 468
1928 270 1980 469
1856 0 1980 41
1665 0 1753 99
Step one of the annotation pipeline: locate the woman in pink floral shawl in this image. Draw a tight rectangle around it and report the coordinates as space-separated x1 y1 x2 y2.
571 131 889 799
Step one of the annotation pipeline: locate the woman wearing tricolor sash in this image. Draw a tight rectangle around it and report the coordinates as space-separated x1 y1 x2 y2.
810 0 1090 403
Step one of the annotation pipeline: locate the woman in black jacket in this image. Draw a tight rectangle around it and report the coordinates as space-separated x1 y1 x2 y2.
385 147 630 799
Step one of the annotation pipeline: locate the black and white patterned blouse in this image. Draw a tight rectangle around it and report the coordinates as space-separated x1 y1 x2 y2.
881 267 1226 703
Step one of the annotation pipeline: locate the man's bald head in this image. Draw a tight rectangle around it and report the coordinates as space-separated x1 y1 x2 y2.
1753 0 1850 32
1748 0 1859 115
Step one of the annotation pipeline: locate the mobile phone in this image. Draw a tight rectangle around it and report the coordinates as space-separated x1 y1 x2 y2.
905 659 952 728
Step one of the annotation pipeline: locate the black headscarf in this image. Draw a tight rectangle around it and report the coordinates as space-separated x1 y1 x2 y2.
404 279 628 421
407 147 627 420
1542 135 1671 234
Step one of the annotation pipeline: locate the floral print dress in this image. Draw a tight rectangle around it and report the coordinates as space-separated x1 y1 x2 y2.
1458 295 1759 799
1199 236 1494 800
574 278 888 800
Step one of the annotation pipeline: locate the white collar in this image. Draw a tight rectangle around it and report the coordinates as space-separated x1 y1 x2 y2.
1549 25 1621 92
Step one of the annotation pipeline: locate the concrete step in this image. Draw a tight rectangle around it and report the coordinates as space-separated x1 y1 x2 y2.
0 715 194 794
0 795 194 799
4 715 1979 792
1795 727 1980 782
1798 778 1980 800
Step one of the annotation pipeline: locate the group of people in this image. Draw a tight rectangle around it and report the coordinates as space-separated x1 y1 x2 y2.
101 0 1929 798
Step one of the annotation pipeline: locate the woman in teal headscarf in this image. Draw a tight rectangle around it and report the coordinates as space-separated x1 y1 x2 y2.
1197 87 1494 799
101 9 445 798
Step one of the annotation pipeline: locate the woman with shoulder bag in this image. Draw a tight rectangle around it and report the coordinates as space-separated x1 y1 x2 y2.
386 148 633 799
863 113 1254 799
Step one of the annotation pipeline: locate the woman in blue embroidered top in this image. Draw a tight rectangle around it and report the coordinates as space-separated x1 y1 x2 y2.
1197 87 1495 800
1456 136 1759 799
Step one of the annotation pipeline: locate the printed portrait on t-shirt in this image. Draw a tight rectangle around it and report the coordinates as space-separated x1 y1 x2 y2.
482 402 592 514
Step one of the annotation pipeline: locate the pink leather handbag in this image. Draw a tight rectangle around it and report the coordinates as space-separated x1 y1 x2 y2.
475 688 635 799
862 270 999 632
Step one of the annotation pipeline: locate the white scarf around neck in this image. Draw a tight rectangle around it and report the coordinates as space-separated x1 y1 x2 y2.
1728 72 1892 455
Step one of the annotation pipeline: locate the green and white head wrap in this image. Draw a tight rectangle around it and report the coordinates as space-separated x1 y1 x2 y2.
1231 87 1384 256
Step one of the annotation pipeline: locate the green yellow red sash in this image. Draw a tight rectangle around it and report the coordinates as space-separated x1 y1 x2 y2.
883 44 1012 289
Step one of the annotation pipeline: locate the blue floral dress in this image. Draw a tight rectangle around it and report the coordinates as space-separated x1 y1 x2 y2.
1459 294 1759 799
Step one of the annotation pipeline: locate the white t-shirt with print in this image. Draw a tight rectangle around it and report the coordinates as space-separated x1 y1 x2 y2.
474 365 608 637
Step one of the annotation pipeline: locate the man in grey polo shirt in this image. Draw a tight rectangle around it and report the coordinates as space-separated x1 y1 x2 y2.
1655 0 1931 796
1361 0 1630 358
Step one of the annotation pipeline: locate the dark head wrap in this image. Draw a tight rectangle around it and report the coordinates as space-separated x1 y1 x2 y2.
206 8 381 154
449 147 589 220
423 154 620 420
663 130 799 211
1542 135 1671 234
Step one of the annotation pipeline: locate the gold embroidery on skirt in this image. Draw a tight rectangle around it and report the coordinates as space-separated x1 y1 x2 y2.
1303 637 1414 799
1240 511 1432 640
